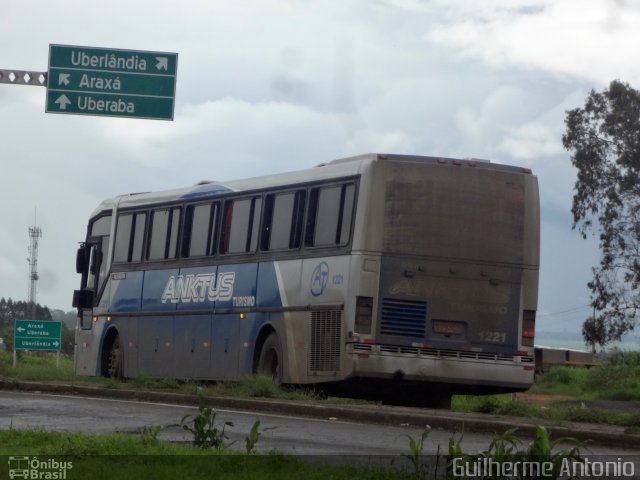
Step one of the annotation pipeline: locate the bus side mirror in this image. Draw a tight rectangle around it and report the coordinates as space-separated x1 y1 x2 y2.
76 244 90 274
72 289 94 309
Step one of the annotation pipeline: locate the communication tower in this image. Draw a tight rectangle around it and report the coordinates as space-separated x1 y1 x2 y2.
27 222 42 318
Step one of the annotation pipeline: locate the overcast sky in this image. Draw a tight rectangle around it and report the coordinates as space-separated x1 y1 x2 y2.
1 0 638 334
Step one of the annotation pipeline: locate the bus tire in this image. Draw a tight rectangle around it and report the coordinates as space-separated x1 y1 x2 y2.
256 333 282 383
106 335 124 380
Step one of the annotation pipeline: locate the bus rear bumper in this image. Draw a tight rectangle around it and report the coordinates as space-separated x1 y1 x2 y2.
346 343 534 391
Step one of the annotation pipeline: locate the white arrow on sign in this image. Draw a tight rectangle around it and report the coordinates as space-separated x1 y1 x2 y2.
16 327 25 333
155 57 168 71
53 341 60 347
58 73 70 86
55 94 71 110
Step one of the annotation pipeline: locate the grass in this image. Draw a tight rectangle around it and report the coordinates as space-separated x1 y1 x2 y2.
0 430 405 480
529 366 589 397
452 392 640 427
0 350 77 381
529 351 640 401
0 350 332 402
0 424 591 480
453 351 640 428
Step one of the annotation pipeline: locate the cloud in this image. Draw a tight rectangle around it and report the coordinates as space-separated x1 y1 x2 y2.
428 0 640 85
500 123 564 159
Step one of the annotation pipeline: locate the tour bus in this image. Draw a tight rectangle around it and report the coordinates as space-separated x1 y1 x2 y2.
73 153 539 406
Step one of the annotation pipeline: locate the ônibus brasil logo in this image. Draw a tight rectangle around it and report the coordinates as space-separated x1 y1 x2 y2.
8 456 72 479
161 272 235 304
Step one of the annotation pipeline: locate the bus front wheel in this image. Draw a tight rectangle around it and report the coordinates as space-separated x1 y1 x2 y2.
106 335 124 379
256 333 282 383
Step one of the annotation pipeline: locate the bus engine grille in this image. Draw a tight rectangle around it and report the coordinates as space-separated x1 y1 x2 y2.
380 298 427 338
309 310 342 373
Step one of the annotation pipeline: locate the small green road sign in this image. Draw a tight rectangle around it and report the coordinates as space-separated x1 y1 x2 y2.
14 319 62 351
46 44 177 120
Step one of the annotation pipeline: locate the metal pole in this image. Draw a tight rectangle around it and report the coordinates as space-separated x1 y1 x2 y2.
0 69 47 86
13 348 16 369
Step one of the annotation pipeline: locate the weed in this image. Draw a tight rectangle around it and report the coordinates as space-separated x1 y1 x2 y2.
242 375 280 398
401 426 431 479
138 425 163 445
245 420 276 454
179 398 234 450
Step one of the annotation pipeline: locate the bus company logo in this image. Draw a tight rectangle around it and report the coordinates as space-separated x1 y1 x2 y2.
310 262 329 297
8 456 73 479
161 272 235 303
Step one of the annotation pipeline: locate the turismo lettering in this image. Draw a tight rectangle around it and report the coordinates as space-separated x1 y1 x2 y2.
161 272 235 303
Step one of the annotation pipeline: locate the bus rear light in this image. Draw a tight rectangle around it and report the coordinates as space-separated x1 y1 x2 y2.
522 167 533 174
523 365 534 371
355 296 373 334
522 309 536 347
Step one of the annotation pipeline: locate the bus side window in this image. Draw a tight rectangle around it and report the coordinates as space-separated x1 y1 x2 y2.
114 212 147 263
220 197 262 254
305 183 355 247
262 190 306 251
147 207 181 260
130 213 147 262
182 203 217 258
114 214 133 263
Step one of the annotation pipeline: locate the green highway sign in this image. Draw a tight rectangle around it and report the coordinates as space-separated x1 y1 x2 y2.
14 319 62 351
46 44 177 120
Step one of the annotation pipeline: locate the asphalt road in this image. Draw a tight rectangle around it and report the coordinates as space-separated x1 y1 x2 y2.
0 390 637 457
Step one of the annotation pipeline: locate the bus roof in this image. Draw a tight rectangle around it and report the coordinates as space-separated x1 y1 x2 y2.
89 153 532 217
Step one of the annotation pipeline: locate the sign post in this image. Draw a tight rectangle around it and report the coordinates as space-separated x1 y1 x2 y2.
14 319 63 369
46 44 177 120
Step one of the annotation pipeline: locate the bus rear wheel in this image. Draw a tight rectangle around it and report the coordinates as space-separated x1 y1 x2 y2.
256 333 282 383
106 335 124 379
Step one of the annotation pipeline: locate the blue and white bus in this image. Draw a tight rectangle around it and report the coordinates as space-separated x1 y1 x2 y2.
73 153 539 406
